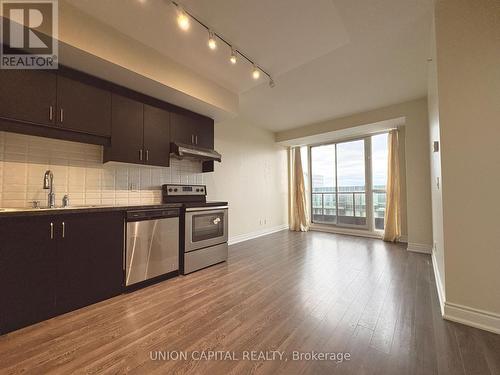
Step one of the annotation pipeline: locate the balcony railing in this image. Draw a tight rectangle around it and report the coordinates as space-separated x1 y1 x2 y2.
312 191 387 229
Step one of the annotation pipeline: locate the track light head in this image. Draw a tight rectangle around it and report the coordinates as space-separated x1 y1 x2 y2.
208 30 217 50
230 48 237 64
176 7 190 30
269 78 275 88
252 65 261 80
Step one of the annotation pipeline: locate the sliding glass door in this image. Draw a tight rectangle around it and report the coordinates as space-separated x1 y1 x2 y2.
336 140 366 227
310 133 389 232
311 144 336 224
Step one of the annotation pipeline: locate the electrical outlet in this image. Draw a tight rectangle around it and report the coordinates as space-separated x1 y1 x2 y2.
129 183 138 192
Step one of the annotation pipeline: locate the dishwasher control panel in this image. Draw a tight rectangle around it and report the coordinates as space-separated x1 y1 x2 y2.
126 208 179 221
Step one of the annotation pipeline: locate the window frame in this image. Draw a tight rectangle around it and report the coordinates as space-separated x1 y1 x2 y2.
308 132 390 233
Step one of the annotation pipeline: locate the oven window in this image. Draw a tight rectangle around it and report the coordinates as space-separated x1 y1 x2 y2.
192 213 224 242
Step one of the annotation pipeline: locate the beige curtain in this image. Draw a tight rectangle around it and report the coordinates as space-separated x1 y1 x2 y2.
383 130 401 242
289 147 309 232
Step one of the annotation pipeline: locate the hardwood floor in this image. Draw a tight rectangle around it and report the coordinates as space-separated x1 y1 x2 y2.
0 230 499 374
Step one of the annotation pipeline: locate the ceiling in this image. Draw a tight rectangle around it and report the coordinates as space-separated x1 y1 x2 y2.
65 0 433 132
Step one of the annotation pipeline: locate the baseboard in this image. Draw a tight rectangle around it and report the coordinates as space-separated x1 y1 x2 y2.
430 251 499 334
444 302 500 335
398 235 408 243
310 224 382 240
407 242 432 254
228 224 289 245
431 251 445 315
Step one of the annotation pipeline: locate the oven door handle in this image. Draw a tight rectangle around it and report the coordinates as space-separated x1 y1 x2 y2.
185 206 228 212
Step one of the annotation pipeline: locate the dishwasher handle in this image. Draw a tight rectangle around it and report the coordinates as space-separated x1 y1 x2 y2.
126 209 180 221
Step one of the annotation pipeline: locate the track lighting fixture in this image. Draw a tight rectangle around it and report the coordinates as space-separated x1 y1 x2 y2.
172 1 274 87
208 30 217 50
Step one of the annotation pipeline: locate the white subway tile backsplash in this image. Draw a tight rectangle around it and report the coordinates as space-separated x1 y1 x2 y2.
0 132 204 208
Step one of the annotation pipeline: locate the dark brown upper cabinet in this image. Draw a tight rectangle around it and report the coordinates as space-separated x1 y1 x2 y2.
170 111 214 149
143 104 171 167
104 94 171 167
105 94 144 165
0 69 57 126
56 75 111 137
0 67 215 170
0 69 111 139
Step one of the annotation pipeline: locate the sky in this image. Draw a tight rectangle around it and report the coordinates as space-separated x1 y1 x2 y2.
309 134 388 189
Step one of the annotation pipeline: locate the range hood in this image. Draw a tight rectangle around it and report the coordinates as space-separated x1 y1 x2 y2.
170 142 222 163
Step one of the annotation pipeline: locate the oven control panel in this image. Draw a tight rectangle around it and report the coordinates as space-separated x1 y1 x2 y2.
163 184 206 196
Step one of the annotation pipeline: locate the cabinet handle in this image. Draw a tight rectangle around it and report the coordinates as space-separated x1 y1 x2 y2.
191 134 194 144
195 135 198 145
50 222 54 240
62 222 65 239
146 150 149 161
60 108 64 123
139 149 143 161
49 106 53 121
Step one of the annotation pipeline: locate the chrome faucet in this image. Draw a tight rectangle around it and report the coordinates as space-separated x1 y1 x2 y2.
43 170 56 208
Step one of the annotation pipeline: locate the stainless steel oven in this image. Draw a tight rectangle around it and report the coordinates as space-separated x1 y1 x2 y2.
161 184 229 275
184 206 228 274
185 206 228 252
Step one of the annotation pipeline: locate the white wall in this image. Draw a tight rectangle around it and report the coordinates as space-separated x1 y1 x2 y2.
431 0 500 330
205 118 288 243
427 13 446 306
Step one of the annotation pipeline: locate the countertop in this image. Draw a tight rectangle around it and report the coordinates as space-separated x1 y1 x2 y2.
0 203 183 218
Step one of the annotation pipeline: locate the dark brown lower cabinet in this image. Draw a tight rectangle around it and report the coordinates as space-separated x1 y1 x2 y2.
0 216 57 334
56 212 124 314
0 212 124 334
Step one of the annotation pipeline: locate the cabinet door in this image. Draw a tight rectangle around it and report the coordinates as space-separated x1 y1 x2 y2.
0 70 56 126
144 105 170 167
57 75 112 136
104 94 144 164
87 212 124 302
194 117 214 149
56 212 124 314
0 216 56 334
170 112 214 149
170 112 196 145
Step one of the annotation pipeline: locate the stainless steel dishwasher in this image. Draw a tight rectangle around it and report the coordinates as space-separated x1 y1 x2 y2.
125 208 179 287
